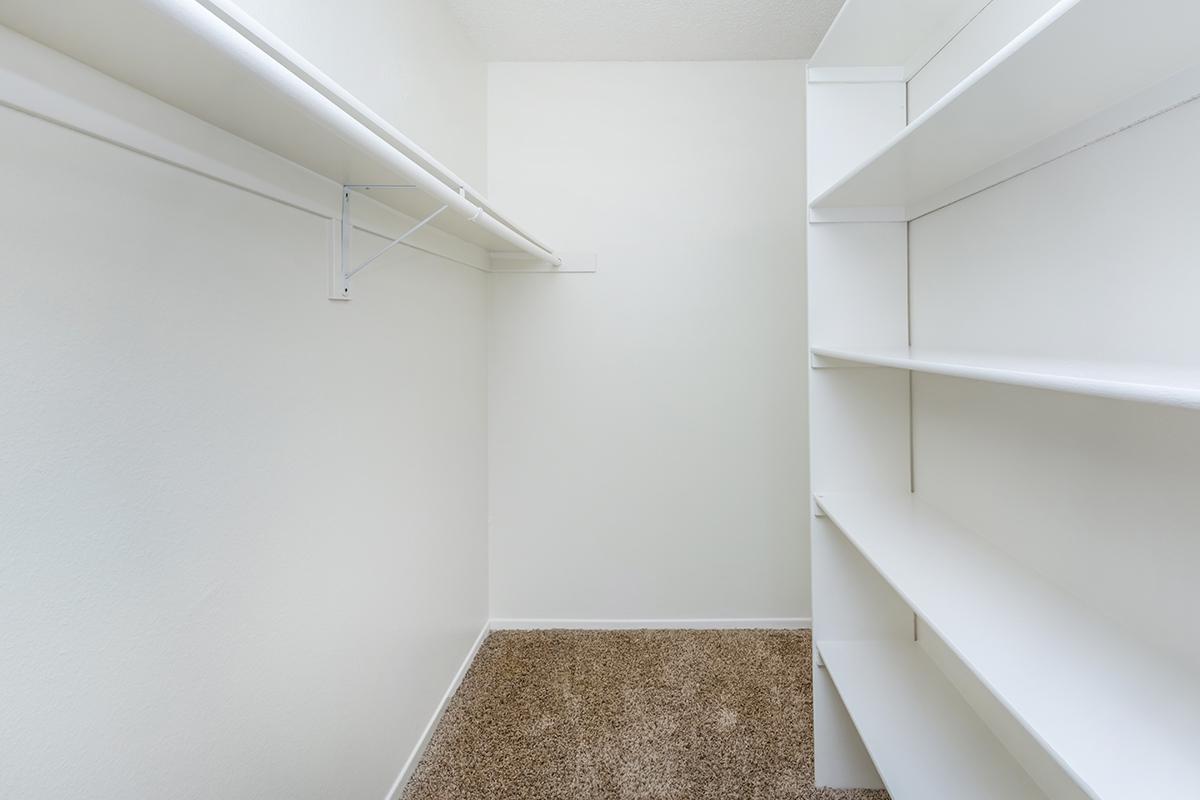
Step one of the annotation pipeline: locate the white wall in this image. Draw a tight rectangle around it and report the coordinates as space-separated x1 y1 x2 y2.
909 86 1200 669
234 0 488 189
486 61 809 622
0 7 490 797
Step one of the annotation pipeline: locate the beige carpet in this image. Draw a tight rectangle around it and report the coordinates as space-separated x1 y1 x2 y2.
402 629 889 800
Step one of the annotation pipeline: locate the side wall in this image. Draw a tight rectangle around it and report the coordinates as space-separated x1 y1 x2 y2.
0 6 490 798
486 61 810 624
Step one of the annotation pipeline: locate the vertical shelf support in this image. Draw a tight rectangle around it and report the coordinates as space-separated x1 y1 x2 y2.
807 65 910 790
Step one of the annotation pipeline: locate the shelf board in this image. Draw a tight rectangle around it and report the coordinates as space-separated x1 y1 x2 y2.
818 640 1046 800
810 0 1200 215
812 346 1200 410
0 0 550 257
810 0 983 72
814 491 1200 800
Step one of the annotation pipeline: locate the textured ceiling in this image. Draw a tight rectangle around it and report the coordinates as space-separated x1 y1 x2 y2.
445 0 847 61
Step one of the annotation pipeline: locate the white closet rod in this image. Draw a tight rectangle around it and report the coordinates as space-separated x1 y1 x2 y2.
194 0 553 253
157 0 561 266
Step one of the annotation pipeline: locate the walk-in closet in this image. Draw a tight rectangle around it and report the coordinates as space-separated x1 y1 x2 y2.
2 1 1197 798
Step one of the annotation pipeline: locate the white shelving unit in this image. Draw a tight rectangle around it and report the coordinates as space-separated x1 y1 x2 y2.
0 0 571 291
807 1 1200 798
811 346 1200 410
809 0 988 73
816 493 1200 799
817 640 1048 800
810 0 1200 220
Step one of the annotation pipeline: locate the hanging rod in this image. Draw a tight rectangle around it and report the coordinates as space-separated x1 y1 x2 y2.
169 0 561 266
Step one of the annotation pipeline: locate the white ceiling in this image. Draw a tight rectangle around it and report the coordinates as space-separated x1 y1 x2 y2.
445 0 847 62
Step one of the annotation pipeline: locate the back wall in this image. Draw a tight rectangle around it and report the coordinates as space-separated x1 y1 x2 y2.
486 61 810 624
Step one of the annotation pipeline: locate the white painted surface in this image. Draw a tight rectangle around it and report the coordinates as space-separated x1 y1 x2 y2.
916 612 1091 800
490 618 810 631
806 66 910 787
903 61 1200 221
909 95 1200 370
0 0 555 262
486 61 809 622
810 515 909 789
907 0 1059 119
805 77 906 200
810 0 980 69
907 95 1200 675
816 492 1200 799
447 0 844 61
0 24 503 282
808 0 1200 794
0 2 492 796
386 622 491 800
812 652 886 789
228 0 487 190
811 345 1200 409
818 640 1046 800
811 0 1200 212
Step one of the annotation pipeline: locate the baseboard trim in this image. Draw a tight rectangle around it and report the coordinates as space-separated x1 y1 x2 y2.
488 617 812 631
384 620 491 800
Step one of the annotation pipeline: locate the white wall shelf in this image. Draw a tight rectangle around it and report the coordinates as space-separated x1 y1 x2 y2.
808 0 1200 794
810 0 1200 217
818 639 1047 800
811 346 1200 410
815 491 1200 800
0 0 561 269
810 0 987 76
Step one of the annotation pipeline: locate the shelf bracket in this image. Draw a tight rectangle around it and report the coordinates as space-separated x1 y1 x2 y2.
333 185 446 300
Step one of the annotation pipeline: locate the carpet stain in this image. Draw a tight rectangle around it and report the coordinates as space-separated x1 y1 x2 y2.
402 629 889 800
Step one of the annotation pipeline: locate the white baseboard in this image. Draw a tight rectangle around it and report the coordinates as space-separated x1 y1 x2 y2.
488 617 812 631
383 620 491 800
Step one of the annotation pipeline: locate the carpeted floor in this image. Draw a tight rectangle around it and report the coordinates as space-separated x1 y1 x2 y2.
402 628 889 800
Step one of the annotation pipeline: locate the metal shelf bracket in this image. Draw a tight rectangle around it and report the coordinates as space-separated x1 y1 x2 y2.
333 185 448 300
